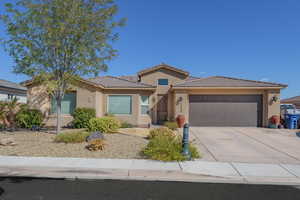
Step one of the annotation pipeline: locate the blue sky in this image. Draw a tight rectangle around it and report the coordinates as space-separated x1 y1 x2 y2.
0 0 299 98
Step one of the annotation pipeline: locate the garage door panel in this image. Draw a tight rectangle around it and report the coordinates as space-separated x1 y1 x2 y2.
189 95 262 127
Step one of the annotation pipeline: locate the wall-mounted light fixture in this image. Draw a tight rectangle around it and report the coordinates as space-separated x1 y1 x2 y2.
176 96 183 105
271 95 279 103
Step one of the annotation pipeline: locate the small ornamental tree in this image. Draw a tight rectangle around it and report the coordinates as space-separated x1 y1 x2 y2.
1 0 125 133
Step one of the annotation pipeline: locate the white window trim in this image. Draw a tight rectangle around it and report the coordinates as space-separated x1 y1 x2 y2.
107 95 133 116
140 95 150 115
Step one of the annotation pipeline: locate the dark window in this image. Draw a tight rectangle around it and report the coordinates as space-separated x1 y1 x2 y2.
158 79 168 85
51 92 76 114
8 94 15 100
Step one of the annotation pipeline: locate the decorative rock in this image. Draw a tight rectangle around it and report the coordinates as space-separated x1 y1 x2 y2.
0 138 17 146
86 131 104 142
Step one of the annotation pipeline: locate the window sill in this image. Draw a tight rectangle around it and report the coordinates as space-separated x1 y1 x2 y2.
111 114 132 116
49 114 73 117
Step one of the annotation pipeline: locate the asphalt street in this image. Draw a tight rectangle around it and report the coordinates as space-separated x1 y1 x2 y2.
0 177 300 200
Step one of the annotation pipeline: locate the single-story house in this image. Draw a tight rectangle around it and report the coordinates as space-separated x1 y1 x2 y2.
23 64 287 127
281 96 300 109
0 79 27 103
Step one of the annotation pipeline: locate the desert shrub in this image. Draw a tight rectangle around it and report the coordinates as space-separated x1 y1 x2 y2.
16 108 44 129
72 108 96 128
142 135 200 161
121 121 134 128
148 127 175 139
1 98 22 129
86 139 106 151
54 131 90 143
164 121 178 130
88 117 120 133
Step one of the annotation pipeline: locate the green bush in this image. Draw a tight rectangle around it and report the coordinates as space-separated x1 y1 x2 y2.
54 131 90 143
16 108 44 129
164 121 178 130
148 127 175 139
0 123 5 130
88 117 121 133
142 135 200 161
121 121 134 128
72 108 96 128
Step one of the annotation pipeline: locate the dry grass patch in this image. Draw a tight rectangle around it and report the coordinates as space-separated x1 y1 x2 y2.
54 131 90 143
118 128 150 138
0 131 147 159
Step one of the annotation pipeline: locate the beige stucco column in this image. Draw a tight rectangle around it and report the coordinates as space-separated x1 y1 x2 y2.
265 89 281 126
173 91 189 123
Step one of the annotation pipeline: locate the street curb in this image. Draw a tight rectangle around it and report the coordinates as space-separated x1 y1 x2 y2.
0 156 300 185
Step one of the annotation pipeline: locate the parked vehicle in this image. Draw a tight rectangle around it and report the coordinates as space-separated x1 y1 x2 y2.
280 104 300 116
280 104 300 129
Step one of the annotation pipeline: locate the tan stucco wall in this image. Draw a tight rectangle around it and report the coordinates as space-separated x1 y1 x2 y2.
102 90 154 126
266 89 281 123
140 68 187 94
27 82 156 127
95 91 103 117
27 83 100 127
139 68 188 123
173 88 282 127
27 84 51 116
76 85 97 109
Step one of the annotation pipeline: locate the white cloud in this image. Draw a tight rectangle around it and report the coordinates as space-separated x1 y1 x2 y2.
260 78 269 82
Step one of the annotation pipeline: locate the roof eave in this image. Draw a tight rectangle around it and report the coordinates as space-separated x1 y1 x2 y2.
22 78 105 89
104 87 156 90
0 86 27 93
171 86 286 90
137 65 189 77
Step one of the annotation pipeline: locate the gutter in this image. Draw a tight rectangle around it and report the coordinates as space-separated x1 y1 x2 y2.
171 86 286 90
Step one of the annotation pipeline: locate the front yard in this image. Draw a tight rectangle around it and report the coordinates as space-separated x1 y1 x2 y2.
0 130 148 159
0 104 201 161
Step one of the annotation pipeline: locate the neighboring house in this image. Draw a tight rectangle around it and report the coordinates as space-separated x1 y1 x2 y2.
23 64 287 127
0 79 27 103
281 96 300 109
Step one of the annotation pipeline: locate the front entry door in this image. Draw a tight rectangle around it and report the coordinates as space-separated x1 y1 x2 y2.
157 94 168 124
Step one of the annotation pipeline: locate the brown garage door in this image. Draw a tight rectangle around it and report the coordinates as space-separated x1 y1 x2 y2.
189 95 263 127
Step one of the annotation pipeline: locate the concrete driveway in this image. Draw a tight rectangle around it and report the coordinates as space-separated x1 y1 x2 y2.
190 127 300 164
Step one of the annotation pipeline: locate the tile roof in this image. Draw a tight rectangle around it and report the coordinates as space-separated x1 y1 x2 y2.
137 64 189 76
0 79 27 91
281 96 300 103
118 75 139 82
89 76 155 88
173 76 287 88
185 76 201 81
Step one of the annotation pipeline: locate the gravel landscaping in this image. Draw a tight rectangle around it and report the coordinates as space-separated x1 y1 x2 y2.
0 131 148 159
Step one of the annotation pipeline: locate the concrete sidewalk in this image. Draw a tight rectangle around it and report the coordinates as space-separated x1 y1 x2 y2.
1 156 300 185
